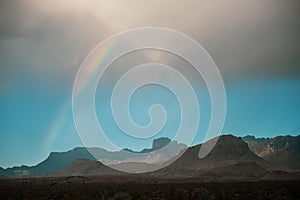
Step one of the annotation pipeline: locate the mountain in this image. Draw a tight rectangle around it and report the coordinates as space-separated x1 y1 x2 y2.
48 138 184 175
0 167 6 179
0 147 97 177
0 138 186 177
243 135 300 170
109 162 161 173
103 138 187 173
158 135 273 178
142 137 172 153
1 134 299 178
49 159 121 177
242 135 269 143
121 137 186 158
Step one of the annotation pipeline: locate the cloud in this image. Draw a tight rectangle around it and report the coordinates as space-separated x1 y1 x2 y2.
0 0 299 88
0 0 113 89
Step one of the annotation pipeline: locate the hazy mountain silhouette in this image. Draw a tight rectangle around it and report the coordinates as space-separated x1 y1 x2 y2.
0 138 186 177
45 135 288 178
1 134 299 178
0 148 96 177
124 137 172 153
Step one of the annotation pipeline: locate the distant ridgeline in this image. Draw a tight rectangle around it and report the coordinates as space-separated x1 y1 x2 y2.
0 134 299 178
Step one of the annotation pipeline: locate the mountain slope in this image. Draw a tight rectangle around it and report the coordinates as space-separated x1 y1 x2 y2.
2 134 299 178
49 159 121 177
243 135 300 170
0 147 97 177
158 135 272 177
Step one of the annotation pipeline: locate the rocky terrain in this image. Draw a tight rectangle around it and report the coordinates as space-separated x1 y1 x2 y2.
243 135 300 170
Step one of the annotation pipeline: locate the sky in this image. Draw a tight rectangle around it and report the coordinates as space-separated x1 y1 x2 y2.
0 0 300 168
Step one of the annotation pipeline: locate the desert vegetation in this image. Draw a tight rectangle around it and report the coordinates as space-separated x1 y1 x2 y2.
0 176 299 200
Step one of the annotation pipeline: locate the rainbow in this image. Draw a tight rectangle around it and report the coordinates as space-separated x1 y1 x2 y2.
42 37 118 153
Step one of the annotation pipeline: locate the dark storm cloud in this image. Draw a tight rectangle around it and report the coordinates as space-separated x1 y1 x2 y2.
202 0 300 79
156 0 300 80
0 0 112 89
0 0 299 85
110 0 300 79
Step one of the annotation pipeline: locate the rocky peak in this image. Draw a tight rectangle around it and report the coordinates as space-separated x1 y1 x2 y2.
206 135 251 158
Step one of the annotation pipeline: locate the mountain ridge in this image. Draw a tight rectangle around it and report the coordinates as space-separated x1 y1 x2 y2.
0 137 186 177
156 135 274 177
1 134 299 178
243 134 300 170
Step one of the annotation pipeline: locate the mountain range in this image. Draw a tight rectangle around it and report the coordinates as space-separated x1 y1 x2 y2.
0 137 186 177
0 134 299 179
243 135 300 170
